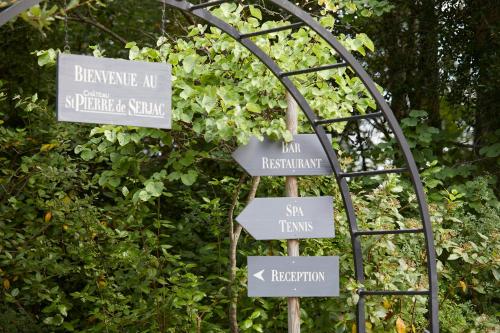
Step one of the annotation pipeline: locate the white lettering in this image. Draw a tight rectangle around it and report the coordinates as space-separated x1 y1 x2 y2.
128 99 165 117
262 157 269 169
270 270 326 282
286 204 304 217
65 95 73 108
278 220 314 233
143 74 158 88
74 65 84 82
72 66 139 87
282 141 301 153
259 157 323 170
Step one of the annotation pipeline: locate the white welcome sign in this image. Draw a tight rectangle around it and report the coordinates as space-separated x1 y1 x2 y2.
57 54 171 129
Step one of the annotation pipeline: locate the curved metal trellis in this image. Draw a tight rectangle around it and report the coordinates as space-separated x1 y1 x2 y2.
160 1 439 332
0 0 439 331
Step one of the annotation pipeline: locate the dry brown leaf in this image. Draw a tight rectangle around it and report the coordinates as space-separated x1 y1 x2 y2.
3 278 10 290
44 211 52 223
459 280 467 293
396 317 407 333
40 143 58 152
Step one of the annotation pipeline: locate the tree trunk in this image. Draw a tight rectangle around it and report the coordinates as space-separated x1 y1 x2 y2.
229 176 260 333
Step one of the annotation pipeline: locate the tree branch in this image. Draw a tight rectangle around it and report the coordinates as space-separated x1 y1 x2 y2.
61 14 127 45
228 175 260 333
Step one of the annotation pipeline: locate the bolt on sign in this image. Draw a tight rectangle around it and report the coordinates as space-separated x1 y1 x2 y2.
57 54 171 129
248 256 339 297
232 134 333 176
236 196 334 240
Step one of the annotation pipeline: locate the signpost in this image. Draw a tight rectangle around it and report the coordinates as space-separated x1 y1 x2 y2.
248 256 339 297
232 134 333 176
57 54 171 129
236 196 334 240
285 94 301 332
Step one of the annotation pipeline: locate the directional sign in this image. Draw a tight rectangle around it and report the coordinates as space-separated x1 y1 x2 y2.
236 196 334 240
57 54 171 129
232 134 333 176
248 256 339 297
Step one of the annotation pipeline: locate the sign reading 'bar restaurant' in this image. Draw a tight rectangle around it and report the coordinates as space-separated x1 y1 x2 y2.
232 134 333 176
236 196 334 240
248 256 339 297
57 54 171 129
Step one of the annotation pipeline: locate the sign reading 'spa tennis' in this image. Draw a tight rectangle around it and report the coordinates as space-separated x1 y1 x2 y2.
57 54 171 129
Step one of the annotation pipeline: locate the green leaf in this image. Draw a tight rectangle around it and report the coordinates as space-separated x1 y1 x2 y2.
66 0 80 10
409 110 427 118
104 130 117 143
493 268 500 281
246 102 261 114
183 54 197 73
241 319 253 329
11 288 19 297
121 186 129 197
138 190 150 201
180 170 198 186
35 49 57 67
58 305 68 317
145 181 164 197
358 33 374 52
117 132 130 146
373 305 387 318
402 117 418 127
249 5 262 20
360 9 372 17
201 95 217 113
253 324 264 332
319 15 335 28
80 148 96 161
479 143 500 158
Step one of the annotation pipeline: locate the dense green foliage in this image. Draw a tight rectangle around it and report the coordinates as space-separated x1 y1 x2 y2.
0 1 498 332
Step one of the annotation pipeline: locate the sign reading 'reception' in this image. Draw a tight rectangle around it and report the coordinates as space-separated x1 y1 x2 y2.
236 196 334 240
232 134 333 176
57 54 171 129
248 256 339 297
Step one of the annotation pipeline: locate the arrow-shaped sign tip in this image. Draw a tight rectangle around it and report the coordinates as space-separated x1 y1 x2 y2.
253 269 265 282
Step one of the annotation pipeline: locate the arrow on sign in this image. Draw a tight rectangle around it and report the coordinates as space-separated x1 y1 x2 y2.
248 256 340 297
253 270 265 281
232 134 333 176
236 196 334 240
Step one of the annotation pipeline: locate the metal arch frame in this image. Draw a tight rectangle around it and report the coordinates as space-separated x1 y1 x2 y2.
160 0 439 332
0 0 438 331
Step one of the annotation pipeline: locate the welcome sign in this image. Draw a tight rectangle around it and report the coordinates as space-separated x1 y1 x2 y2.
57 54 171 129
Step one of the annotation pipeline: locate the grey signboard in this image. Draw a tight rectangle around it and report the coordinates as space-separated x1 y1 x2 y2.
248 256 339 297
0 0 43 27
57 54 171 129
236 196 334 240
232 134 333 176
